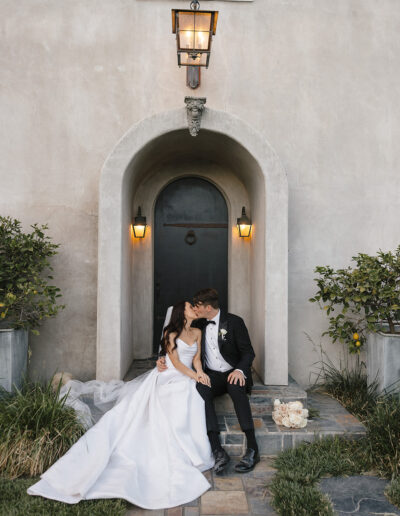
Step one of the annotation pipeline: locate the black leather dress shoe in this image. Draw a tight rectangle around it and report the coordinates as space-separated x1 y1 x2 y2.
234 448 260 473
213 448 230 475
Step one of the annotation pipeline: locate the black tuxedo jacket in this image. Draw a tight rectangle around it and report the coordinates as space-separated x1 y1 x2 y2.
193 311 255 394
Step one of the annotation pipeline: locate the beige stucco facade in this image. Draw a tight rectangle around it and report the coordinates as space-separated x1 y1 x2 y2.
1 0 399 386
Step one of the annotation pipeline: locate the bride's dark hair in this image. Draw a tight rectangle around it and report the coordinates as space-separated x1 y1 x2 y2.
160 301 188 355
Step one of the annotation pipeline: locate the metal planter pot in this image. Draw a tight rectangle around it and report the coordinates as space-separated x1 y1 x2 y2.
0 328 28 392
367 325 400 393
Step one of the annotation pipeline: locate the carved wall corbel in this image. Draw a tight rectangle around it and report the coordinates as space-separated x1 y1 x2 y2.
184 96 206 137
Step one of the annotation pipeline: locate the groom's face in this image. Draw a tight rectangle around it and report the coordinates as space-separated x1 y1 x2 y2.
193 302 211 319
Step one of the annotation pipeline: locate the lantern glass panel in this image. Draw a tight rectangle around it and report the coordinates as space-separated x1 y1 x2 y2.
194 12 212 31
195 31 210 50
179 29 195 50
133 225 146 238
238 224 251 238
177 12 212 52
178 12 195 31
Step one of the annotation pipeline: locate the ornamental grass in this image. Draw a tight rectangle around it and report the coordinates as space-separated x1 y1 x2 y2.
0 377 85 479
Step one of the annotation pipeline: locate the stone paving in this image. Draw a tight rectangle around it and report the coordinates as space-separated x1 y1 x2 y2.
125 457 278 516
319 475 400 516
123 361 374 516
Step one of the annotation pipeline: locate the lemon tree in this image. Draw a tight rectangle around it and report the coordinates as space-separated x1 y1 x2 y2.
0 216 64 334
309 246 400 353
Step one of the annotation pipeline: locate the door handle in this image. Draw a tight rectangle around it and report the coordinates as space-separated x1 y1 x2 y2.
185 230 197 246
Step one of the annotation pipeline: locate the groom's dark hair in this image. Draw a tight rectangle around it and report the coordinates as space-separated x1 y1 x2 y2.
193 288 219 309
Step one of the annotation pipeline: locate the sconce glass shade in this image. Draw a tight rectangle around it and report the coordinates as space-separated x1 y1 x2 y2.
172 8 218 68
237 206 252 238
132 207 147 238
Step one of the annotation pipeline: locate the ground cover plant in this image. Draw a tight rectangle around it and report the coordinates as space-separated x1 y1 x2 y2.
386 477 400 508
269 436 370 516
0 476 128 516
269 343 400 515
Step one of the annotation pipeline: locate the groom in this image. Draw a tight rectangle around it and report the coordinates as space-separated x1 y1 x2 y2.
157 288 259 474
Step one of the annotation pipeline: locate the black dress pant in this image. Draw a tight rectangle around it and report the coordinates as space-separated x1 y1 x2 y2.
196 368 254 433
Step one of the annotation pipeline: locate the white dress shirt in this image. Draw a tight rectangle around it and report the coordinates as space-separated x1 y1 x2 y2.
205 310 245 378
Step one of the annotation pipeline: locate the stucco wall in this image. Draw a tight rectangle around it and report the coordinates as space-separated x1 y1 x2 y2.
1 0 399 385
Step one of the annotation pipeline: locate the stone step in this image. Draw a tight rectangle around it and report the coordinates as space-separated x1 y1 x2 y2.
214 373 308 417
217 392 366 457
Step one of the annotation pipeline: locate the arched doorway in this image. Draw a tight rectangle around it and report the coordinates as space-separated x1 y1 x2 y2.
97 108 288 386
153 177 228 352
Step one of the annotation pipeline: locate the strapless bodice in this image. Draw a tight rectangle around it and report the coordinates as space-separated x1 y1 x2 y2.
165 338 198 369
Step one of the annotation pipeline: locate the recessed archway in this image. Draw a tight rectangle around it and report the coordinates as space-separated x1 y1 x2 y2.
97 108 288 385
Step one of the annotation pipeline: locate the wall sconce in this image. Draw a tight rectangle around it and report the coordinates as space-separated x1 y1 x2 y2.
132 207 147 238
237 206 252 238
172 0 218 89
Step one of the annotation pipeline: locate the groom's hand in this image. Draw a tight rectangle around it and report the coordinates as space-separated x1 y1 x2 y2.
227 370 245 386
156 356 168 372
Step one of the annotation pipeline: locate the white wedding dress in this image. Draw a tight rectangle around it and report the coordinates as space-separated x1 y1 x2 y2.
27 338 214 509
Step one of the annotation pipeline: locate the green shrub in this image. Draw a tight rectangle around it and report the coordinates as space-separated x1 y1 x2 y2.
0 215 64 334
309 245 400 353
0 378 85 479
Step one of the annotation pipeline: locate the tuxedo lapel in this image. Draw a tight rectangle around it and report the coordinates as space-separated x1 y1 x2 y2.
217 310 228 351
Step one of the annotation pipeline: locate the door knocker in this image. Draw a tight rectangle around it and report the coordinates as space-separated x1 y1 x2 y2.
184 230 197 246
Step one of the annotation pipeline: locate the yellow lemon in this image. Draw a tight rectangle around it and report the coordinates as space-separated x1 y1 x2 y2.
353 333 359 340
355 341 361 347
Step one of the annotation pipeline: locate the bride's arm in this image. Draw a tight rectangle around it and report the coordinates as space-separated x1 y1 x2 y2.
192 329 203 373
192 330 211 387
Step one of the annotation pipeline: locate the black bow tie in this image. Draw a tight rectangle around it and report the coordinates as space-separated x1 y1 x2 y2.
206 320 216 325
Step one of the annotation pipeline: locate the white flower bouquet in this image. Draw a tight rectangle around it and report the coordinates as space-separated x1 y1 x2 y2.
272 399 309 428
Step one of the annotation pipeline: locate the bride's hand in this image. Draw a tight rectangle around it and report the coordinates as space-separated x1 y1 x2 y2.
196 371 211 387
156 356 168 372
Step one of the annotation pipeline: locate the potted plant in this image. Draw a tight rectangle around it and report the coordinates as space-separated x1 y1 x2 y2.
0 216 64 391
309 245 400 392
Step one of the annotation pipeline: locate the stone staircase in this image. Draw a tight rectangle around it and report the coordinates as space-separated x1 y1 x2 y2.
124 360 366 456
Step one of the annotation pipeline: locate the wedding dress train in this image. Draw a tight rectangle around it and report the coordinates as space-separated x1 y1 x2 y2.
27 339 214 509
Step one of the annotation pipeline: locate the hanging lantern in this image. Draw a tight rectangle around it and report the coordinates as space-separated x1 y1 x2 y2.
172 0 218 88
132 206 147 238
237 206 252 238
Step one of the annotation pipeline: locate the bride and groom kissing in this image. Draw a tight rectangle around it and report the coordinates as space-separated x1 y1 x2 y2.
27 288 259 510
157 287 260 475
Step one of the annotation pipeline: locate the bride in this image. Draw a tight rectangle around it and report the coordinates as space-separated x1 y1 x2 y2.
27 301 215 509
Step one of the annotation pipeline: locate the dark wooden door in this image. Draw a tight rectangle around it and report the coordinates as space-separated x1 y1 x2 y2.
153 177 228 353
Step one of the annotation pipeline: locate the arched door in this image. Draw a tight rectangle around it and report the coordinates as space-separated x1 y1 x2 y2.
154 177 228 352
